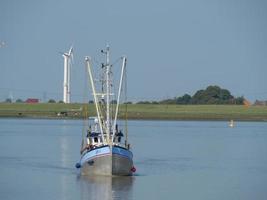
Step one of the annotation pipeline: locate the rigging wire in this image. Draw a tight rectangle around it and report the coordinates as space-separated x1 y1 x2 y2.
110 57 122 124
124 60 128 146
111 56 123 68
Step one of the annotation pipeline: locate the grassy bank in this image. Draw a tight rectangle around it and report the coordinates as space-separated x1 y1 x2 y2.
0 103 267 121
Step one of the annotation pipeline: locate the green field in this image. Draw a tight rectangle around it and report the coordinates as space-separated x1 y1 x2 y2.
0 103 267 121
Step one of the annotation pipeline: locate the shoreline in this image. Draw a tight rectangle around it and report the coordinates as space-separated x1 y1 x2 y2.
0 116 267 122
1 103 267 122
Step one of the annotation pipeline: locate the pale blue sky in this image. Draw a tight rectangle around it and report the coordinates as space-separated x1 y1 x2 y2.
0 0 267 102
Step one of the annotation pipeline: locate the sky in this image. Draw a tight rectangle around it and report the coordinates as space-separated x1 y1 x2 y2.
0 0 267 103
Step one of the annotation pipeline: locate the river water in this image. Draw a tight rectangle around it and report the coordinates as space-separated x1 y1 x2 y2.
0 119 267 200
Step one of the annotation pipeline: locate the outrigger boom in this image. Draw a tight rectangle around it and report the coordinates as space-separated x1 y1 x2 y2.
85 56 105 143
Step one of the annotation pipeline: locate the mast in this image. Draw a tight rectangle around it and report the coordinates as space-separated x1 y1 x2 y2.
106 46 111 142
101 45 111 143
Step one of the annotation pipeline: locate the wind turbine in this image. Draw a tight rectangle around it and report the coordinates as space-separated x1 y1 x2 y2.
62 46 73 103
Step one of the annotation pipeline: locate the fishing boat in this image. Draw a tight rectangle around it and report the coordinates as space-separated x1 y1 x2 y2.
76 46 135 176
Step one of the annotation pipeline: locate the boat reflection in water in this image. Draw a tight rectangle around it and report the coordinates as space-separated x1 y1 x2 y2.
77 175 134 200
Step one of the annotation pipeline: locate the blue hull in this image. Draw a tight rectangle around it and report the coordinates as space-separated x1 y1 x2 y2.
79 145 133 176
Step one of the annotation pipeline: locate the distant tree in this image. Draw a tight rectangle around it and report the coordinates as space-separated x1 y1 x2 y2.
219 89 233 101
159 99 176 104
206 85 220 98
5 98 12 103
176 94 191 104
149 85 246 105
254 100 267 106
58 100 64 103
234 96 245 105
48 99 56 103
191 89 205 104
136 101 152 104
207 97 220 104
16 99 23 103
191 86 234 104
88 100 94 104
124 101 132 104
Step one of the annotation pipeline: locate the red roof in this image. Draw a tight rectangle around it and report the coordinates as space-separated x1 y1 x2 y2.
26 98 39 103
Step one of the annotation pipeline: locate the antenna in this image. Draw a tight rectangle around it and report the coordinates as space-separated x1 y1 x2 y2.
101 45 112 143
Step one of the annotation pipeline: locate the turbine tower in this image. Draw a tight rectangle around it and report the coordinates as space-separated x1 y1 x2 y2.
62 46 73 103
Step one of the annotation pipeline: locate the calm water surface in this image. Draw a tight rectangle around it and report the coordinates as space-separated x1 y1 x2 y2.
0 119 267 200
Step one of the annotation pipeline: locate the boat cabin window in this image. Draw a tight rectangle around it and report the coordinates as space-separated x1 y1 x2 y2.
94 137 98 143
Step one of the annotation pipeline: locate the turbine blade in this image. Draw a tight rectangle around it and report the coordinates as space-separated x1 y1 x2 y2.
68 46 73 55
69 45 74 66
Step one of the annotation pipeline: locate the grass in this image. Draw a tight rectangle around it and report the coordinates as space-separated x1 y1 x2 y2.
125 104 267 121
0 103 267 121
0 103 87 118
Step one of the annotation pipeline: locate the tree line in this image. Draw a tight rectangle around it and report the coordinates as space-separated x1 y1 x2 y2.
2 85 245 105
136 85 245 105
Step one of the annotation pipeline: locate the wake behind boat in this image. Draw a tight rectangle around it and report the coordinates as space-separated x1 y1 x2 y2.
76 46 135 176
